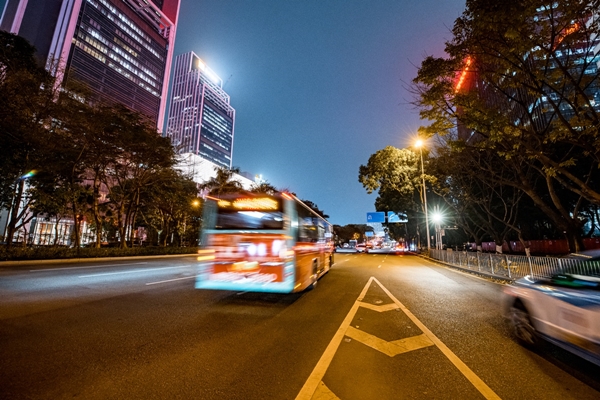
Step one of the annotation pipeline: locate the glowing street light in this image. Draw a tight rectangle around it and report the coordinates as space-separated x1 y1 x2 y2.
431 209 444 250
414 139 430 250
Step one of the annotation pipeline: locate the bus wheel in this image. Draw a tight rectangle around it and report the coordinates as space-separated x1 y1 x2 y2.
307 261 318 291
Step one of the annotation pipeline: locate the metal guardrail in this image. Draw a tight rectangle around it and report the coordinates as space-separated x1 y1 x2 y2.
428 249 596 281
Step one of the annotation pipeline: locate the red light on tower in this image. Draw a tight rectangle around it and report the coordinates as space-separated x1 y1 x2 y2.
455 57 472 93
553 22 580 50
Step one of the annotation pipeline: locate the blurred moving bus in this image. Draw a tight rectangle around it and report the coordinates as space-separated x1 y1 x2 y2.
196 192 334 293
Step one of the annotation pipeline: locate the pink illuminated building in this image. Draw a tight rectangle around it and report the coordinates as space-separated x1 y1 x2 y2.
0 0 181 129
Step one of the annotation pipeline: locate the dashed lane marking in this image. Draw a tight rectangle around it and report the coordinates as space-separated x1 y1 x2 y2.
30 262 149 272
79 265 189 278
146 275 196 285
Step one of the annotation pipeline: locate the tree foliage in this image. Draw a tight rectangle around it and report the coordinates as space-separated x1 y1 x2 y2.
411 0 600 251
199 166 244 196
0 32 199 247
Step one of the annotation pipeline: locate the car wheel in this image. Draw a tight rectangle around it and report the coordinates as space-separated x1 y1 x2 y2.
509 301 538 346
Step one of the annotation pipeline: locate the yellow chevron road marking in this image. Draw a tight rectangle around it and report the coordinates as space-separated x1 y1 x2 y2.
345 327 434 357
357 301 399 313
311 381 340 400
296 276 501 400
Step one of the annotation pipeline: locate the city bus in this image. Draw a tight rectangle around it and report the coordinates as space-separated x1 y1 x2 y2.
195 192 334 293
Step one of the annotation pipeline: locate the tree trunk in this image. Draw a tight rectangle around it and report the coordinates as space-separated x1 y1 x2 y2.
71 201 81 250
5 180 25 248
53 216 62 246
118 203 127 248
92 176 103 248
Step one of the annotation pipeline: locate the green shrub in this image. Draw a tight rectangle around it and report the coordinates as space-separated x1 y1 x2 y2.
0 245 198 261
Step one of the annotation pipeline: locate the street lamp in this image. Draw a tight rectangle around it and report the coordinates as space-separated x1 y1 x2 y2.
414 140 430 250
431 209 443 250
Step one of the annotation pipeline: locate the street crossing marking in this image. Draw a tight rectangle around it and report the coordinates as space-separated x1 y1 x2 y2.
295 276 501 400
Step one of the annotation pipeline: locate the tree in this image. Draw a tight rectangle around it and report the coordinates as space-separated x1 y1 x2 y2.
413 0 600 251
301 200 329 219
98 104 176 248
430 142 526 253
0 31 60 245
333 224 374 245
358 146 431 244
358 146 429 214
199 166 244 196
139 169 199 246
249 180 279 195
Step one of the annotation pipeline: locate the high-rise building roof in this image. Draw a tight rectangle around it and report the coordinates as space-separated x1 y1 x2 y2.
166 51 236 169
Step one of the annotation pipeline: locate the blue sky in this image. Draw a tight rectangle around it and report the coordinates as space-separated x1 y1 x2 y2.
170 0 466 225
0 0 466 226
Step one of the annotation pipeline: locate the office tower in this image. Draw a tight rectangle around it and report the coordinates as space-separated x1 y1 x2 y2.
166 51 235 169
0 0 180 128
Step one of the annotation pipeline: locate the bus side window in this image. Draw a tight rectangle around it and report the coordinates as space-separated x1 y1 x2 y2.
297 206 318 242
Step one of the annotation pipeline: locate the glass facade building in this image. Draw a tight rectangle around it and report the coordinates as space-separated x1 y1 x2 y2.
0 0 180 129
166 51 236 169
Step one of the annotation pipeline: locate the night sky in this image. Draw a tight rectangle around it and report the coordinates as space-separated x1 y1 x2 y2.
171 0 466 225
0 0 466 226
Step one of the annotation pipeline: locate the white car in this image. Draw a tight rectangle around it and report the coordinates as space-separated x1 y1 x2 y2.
503 255 600 366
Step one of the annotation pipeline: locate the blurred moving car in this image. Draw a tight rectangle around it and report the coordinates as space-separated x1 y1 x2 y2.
503 252 600 366
356 244 367 253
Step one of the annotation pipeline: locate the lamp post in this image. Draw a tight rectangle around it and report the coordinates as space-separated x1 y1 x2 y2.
431 207 443 250
415 140 430 250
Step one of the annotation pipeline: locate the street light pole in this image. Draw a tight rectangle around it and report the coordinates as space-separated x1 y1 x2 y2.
415 140 430 250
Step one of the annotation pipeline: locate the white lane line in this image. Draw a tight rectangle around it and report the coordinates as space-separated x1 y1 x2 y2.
146 275 196 285
79 265 189 278
30 262 149 272
374 277 501 400
295 277 374 400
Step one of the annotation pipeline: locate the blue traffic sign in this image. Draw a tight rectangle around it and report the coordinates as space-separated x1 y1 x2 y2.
366 212 385 223
387 212 408 223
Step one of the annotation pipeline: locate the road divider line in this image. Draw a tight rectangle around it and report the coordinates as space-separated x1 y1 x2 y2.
79 265 190 278
146 276 197 285
30 262 149 272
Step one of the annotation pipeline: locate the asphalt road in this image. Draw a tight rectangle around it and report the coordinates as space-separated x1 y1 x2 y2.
0 253 599 399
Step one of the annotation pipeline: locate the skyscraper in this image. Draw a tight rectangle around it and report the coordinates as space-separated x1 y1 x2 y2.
0 0 180 129
166 51 235 169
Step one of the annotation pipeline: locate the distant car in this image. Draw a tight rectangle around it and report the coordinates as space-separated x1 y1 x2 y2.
356 244 367 253
502 253 600 366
